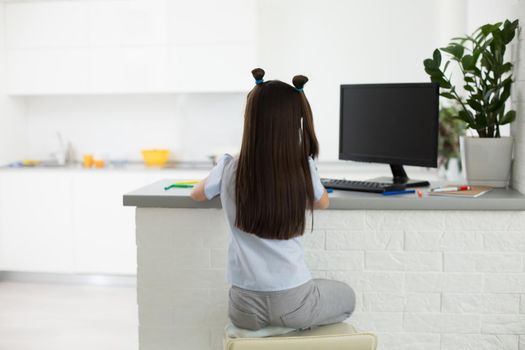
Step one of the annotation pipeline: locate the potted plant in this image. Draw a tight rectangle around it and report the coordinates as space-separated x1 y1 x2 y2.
423 19 519 187
438 104 465 181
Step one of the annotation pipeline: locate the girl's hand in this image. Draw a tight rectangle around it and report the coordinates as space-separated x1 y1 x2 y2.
313 189 330 209
190 177 208 201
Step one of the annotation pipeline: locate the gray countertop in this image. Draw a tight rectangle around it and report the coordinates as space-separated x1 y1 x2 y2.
123 179 525 210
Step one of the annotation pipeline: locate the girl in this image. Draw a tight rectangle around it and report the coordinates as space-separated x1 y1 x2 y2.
190 68 356 331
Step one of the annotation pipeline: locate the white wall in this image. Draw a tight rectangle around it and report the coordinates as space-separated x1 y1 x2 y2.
23 94 245 162
463 0 525 191
509 0 525 192
0 5 26 165
465 0 520 32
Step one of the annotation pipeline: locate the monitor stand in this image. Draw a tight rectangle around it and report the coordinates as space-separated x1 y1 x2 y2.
368 164 430 188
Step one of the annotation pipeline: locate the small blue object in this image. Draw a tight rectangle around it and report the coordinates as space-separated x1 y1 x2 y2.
255 79 264 84
295 87 303 92
382 189 416 196
326 188 334 193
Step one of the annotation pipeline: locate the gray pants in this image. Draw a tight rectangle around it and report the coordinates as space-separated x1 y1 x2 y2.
228 278 356 331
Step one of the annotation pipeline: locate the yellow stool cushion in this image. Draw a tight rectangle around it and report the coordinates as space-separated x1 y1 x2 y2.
223 323 378 350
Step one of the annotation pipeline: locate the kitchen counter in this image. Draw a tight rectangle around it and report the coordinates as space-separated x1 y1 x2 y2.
0 160 214 172
124 179 525 210
124 179 525 350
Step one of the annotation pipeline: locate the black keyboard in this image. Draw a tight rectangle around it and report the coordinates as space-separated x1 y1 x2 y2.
321 178 406 193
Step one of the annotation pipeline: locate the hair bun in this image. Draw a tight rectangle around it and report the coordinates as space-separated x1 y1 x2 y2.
292 75 308 90
251 68 265 81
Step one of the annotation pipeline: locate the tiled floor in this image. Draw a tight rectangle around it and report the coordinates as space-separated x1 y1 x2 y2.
0 281 138 350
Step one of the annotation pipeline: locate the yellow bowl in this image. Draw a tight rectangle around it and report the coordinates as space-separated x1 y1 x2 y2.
142 149 170 167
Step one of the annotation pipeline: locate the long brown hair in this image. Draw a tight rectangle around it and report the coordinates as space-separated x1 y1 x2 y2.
235 68 319 240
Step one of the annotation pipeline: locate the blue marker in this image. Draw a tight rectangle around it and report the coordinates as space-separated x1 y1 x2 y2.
326 188 334 193
382 189 416 196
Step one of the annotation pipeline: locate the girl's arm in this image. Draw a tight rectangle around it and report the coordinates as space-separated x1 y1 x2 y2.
313 188 330 209
190 177 208 201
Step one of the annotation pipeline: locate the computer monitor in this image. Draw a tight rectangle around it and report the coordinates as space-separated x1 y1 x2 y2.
339 83 439 187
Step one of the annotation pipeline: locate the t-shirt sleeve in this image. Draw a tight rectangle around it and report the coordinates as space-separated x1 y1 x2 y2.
204 153 232 200
308 156 325 201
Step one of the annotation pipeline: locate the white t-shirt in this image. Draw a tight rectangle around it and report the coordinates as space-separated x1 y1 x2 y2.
204 153 325 292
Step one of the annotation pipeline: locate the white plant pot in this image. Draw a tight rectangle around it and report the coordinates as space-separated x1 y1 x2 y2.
459 135 513 187
445 157 462 182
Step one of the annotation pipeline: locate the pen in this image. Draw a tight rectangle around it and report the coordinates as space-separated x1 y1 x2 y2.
164 184 194 190
382 189 416 196
430 185 471 192
174 180 199 185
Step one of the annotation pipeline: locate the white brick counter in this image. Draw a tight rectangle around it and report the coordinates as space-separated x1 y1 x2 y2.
134 207 525 350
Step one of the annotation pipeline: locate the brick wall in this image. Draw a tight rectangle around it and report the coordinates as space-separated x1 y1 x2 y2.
512 0 525 192
136 208 525 350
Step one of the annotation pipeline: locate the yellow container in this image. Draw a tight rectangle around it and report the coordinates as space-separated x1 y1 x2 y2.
83 154 94 168
94 159 105 168
142 149 170 167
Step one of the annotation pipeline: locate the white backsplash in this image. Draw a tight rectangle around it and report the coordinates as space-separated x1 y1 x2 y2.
22 93 245 162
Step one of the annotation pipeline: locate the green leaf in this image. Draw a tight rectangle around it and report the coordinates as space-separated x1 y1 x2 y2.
429 75 439 84
433 49 442 67
467 99 483 111
443 60 450 73
464 85 475 92
461 55 476 70
480 22 501 35
464 76 475 83
423 58 439 70
439 79 452 89
424 68 441 77
483 89 494 103
495 62 513 75
440 92 456 99
487 98 506 113
474 112 488 128
502 19 519 44
458 110 475 127
441 44 464 60
500 110 516 124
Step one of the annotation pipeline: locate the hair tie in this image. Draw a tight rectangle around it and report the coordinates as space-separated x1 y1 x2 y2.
252 68 265 85
292 74 308 92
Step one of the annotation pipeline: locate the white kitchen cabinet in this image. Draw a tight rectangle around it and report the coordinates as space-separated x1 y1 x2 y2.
89 46 169 94
71 172 157 275
5 1 89 49
167 0 256 45
0 171 75 272
167 44 256 93
0 169 209 274
7 48 91 95
5 0 256 94
88 0 168 47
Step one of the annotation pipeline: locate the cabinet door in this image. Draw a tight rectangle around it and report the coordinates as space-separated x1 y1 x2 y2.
5 0 257 94
7 48 91 95
167 0 256 45
5 1 91 94
0 171 74 272
166 0 257 92
71 172 164 275
5 1 89 49
167 44 256 92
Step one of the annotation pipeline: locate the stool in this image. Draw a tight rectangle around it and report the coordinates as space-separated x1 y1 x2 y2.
223 322 378 350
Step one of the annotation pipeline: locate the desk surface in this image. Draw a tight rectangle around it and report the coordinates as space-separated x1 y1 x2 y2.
123 179 525 210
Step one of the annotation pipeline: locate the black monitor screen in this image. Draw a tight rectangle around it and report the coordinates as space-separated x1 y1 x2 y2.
339 83 439 167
